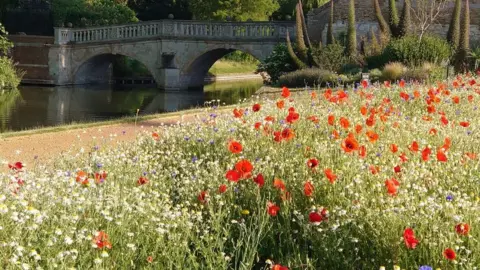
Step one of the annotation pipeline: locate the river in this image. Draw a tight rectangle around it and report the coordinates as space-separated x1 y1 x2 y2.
0 80 263 132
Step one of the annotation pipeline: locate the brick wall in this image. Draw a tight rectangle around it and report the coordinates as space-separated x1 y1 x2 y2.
9 35 54 84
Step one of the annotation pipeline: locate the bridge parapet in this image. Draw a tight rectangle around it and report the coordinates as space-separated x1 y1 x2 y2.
54 20 295 45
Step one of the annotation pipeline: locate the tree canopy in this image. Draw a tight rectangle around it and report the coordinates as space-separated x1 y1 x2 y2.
187 0 280 21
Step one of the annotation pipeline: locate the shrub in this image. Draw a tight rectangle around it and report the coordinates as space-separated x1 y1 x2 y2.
313 43 348 72
382 35 453 67
404 62 446 83
0 57 22 89
369 68 382 81
277 68 336 87
382 62 406 81
257 43 297 83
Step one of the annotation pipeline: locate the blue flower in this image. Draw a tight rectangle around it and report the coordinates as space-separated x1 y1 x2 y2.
446 194 454 201
96 163 103 168
192 156 198 163
184 136 190 141
419 266 432 270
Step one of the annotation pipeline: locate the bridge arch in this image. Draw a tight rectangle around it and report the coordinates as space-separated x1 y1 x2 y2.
73 53 158 85
180 44 272 88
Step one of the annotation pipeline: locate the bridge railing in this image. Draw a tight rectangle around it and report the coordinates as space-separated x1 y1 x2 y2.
54 20 295 45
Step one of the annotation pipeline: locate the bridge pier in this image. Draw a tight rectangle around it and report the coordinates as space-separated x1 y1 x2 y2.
157 68 182 91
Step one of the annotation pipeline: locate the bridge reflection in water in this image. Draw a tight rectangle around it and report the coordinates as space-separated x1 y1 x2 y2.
0 81 262 132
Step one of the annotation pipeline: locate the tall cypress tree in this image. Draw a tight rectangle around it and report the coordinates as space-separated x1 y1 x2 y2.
388 0 400 37
346 0 357 57
447 0 461 50
286 30 307 69
455 0 470 73
398 0 411 37
326 0 335 45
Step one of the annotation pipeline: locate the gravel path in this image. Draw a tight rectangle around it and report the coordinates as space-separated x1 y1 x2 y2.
0 114 200 169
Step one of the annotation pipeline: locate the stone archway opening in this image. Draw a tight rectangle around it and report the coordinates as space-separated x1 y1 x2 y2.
74 54 157 86
182 48 262 89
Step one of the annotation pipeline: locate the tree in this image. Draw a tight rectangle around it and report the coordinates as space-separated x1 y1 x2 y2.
455 0 470 73
295 2 308 62
188 0 279 21
346 0 357 57
326 0 334 45
127 0 191 21
388 0 400 37
409 0 451 41
447 0 461 50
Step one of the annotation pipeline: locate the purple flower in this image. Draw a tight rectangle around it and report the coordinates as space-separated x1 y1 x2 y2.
184 136 190 141
419 266 432 270
446 194 454 201
192 156 198 163
96 163 103 168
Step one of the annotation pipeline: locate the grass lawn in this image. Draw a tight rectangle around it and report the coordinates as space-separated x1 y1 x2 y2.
1 78 479 269
209 60 259 76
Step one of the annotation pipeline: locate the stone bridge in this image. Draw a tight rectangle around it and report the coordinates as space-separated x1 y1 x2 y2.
49 20 295 90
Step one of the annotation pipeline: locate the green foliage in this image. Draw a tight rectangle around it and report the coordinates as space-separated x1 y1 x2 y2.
52 0 138 27
404 62 446 83
286 30 307 69
455 0 470 73
188 0 279 21
0 23 21 90
277 68 336 87
257 43 297 83
295 3 308 62
447 0 461 50
346 0 357 57
383 35 453 67
313 43 348 72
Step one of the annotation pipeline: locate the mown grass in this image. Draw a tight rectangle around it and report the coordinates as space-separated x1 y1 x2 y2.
209 60 259 76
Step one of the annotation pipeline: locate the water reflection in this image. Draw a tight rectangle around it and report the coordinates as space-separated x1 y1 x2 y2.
0 80 262 132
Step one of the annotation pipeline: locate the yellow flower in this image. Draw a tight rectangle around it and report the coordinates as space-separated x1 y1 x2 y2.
379 267 385 270
241 209 250 215
393 266 400 270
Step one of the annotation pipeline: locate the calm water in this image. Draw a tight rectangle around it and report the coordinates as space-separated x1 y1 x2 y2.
0 81 263 132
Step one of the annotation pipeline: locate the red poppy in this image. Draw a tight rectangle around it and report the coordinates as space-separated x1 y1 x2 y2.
76 171 87 183
218 184 227 193
281 128 295 141
390 144 398 153
8 162 24 171
452 96 460 104
252 103 261 112
93 231 112 249
400 92 410 101
455 223 470 235
441 137 451 151
228 140 243 154
359 145 367 158
226 170 241 182
265 115 275 122
459 121 470 127
94 171 107 184
254 122 262 130
399 79 405 88
198 191 208 204
437 150 448 162
465 152 477 160
355 124 363 134
152 132 160 140
253 173 265 187
369 165 380 174
384 81 391 87
340 117 350 129
360 106 368 116
307 115 319 123
443 248 456 261
399 152 409 163
409 141 419 152
272 264 289 270
235 159 253 178
341 134 359 153
328 114 335 126
440 115 449 126
324 168 337 184
468 95 474 102
427 105 436 113
267 201 280 217
403 228 419 249
233 108 244 118
421 147 432 161
394 165 401 173
276 100 285 109
385 178 400 195
365 130 379 143
147 256 154 263
307 158 319 169
469 79 476 86
429 128 437 135
286 111 300 124
366 114 376 127
304 181 314 197
273 178 286 191
281 86 291 98
309 211 323 223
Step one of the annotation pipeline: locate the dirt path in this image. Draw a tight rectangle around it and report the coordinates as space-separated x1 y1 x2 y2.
0 114 200 168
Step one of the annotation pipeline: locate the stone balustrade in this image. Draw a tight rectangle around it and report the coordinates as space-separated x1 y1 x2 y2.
54 20 295 45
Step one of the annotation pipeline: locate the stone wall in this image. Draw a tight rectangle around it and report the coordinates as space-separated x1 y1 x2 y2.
308 0 480 44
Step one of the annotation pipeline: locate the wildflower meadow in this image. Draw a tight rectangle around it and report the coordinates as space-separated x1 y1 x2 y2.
1 76 480 269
